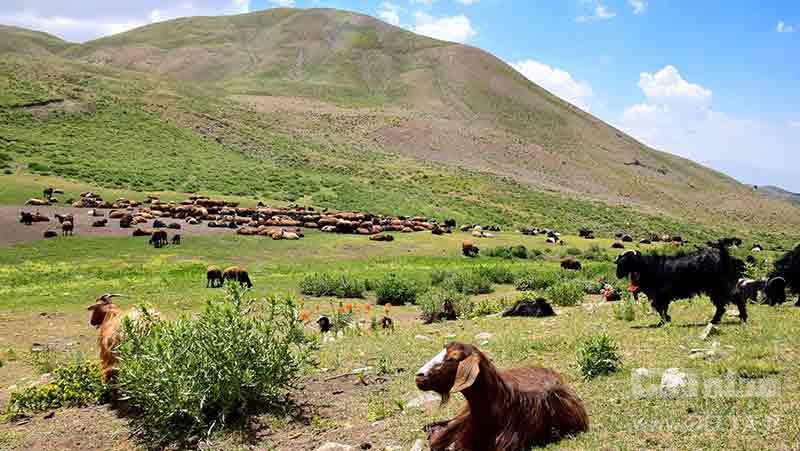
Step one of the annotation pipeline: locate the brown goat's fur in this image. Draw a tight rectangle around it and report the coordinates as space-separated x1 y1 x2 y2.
87 294 126 383
416 343 588 451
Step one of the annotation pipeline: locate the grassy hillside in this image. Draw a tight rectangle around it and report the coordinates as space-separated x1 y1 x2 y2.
0 25 70 56
1 9 799 246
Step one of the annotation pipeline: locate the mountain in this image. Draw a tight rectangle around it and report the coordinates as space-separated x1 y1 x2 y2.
0 25 71 56
757 186 800 205
1 8 799 244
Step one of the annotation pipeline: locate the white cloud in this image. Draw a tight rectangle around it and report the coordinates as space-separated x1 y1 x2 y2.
576 2 616 23
412 12 476 43
511 58 594 111
378 2 401 26
457 0 480 5
618 65 800 189
629 0 647 15
777 21 794 33
0 0 251 42
409 0 436 6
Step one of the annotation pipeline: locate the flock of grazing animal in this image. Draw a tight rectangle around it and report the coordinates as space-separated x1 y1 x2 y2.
18 187 800 450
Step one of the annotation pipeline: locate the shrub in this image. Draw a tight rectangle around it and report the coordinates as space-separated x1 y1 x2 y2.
442 271 494 295
565 247 582 256
546 279 585 306
584 244 609 261
117 287 316 447
515 268 561 291
582 278 605 295
418 288 468 323
7 357 110 416
300 273 365 298
375 273 417 305
329 302 357 332
613 299 636 322
430 269 451 285
473 265 515 284
464 297 514 319
334 275 366 299
300 273 337 297
484 245 529 259
577 334 622 379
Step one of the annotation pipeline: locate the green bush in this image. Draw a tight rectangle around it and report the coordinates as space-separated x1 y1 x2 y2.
117 287 317 448
613 299 636 322
417 288 468 323
582 278 605 295
577 334 622 379
484 245 529 259
334 275 366 299
441 271 494 295
300 273 338 297
375 273 418 305
430 269 451 285
584 244 609 261
464 297 514 319
546 279 585 306
515 268 561 291
473 265 516 284
7 357 110 416
300 273 365 298
565 247 583 256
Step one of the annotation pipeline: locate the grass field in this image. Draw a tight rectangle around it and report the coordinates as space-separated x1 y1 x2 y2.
1 226 799 451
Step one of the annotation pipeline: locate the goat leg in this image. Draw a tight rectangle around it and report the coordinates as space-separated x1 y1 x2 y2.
733 296 748 323
710 303 726 325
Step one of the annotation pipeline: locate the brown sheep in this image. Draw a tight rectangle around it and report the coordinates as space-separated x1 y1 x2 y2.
462 240 479 257
560 258 582 271
223 266 253 288
207 265 223 288
54 213 74 224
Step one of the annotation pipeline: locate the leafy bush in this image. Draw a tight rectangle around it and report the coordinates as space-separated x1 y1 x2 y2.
515 268 561 291
418 288 468 323
7 357 110 416
334 275 366 298
430 269 451 285
474 265 516 284
300 273 365 298
464 297 514 319
582 278 605 295
300 273 337 297
117 287 317 447
577 334 622 379
441 271 494 295
329 302 357 332
375 273 417 305
484 245 529 259
565 247 583 256
583 244 610 261
546 279 585 306
613 299 636 322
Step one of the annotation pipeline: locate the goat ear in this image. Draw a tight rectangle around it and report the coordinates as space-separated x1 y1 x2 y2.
451 354 480 393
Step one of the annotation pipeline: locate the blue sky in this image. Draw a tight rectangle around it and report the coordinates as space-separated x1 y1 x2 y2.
1 0 797 189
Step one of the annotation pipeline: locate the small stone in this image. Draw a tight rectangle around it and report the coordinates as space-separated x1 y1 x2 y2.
415 335 431 341
660 368 689 399
409 439 425 451
633 368 651 377
316 443 356 451
352 366 372 374
474 332 493 341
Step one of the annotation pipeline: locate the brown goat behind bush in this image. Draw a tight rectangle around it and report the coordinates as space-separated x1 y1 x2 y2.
416 342 588 451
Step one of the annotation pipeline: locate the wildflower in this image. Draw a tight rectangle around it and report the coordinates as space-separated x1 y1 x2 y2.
298 310 311 322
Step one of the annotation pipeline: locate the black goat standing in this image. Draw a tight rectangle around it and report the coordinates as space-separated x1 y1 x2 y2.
615 246 746 325
767 244 800 307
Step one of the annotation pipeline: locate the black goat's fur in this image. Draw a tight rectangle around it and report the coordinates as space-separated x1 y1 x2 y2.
768 244 800 306
616 245 746 325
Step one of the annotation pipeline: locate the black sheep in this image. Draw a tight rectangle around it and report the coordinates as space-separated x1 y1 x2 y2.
764 277 788 306
502 298 556 317
767 244 800 306
615 246 746 325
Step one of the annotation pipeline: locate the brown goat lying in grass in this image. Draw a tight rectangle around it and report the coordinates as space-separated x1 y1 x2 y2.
416 342 588 451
